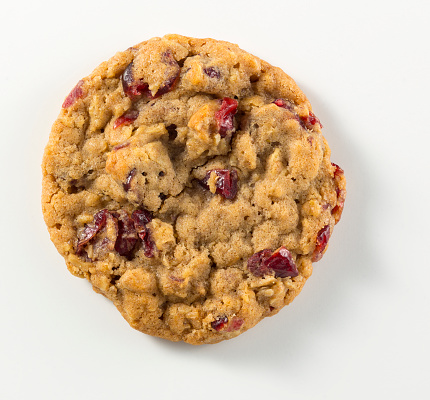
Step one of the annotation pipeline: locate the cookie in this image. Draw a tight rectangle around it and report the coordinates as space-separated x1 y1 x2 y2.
42 34 346 344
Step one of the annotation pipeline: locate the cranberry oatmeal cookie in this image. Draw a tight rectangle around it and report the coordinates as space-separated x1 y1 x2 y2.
42 34 346 345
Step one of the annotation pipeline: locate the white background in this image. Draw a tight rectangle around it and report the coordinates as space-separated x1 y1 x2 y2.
1 0 429 399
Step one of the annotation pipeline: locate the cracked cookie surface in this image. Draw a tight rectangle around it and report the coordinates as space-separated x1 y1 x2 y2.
42 34 346 344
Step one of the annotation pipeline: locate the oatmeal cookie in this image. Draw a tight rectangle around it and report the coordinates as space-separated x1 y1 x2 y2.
42 34 346 344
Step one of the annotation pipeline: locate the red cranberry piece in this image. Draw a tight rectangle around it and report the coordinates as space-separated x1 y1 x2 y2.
247 249 273 277
215 97 238 138
300 111 323 129
75 208 157 259
91 213 119 259
141 231 155 258
273 98 306 128
273 99 322 130
131 209 156 258
151 51 181 98
264 247 299 278
62 80 84 108
113 211 138 258
121 62 134 89
331 163 346 224
211 316 228 331
76 209 109 254
225 317 244 332
121 62 150 100
123 168 137 192
122 51 180 100
248 247 298 278
332 193 346 224
273 98 293 111
332 163 343 178
203 66 221 79
201 169 238 200
131 209 152 227
312 225 331 262
308 111 321 127
113 110 139 129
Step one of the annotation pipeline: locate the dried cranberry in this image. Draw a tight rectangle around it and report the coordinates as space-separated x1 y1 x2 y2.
211 316 228 331
265 247 299 278
201 169 238 200
203 66 221 79
113 211 138 257
312 225 331 262
131 209 156 258
332 163 343 176
76 208 157 259
91 211 119 259
332 195 346 224
300 111 323 130
273 98 293 111
122 62 134 89
142 231 156 258
62 80 84 108
247 249 273 277
308 112 322 126
151 51 180 98
76 209 109 254
273 98 306 127
161 50 178 67
273 99 322 130
121 62 150 100
131 209 152 227
215 97 238 138
121 51 180 100
331 163 346 224
248 247 298 278
123 168 137 192
225 317 244 332
113 110 139 129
